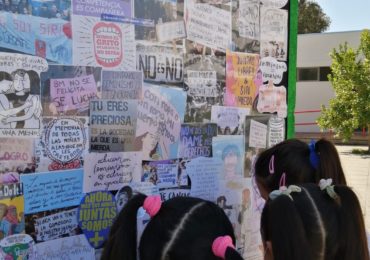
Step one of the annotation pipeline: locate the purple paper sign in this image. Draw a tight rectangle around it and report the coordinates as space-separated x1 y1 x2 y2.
73 0 132 18
50 74 98 112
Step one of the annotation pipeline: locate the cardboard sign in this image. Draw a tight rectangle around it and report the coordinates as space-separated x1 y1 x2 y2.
78 191 117 248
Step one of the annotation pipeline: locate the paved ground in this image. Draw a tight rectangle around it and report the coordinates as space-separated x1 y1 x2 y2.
336 145 370 232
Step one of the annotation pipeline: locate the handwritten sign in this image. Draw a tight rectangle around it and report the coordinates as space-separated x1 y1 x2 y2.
178 123 217 159
102 71 142 99
249 120 268 149
34 235 95 260
159 187 190 201
21 169 84 214
136 41 184 84
268 116 285 148
257 82 287 118
0 52 48 74
43 118 87 164
187 4 231 52
73 16 136 70
156 21 186 42
211 106 250 135
50 74 98 112
78 191 117 248
225 50 259 108
90 100 137 152
83 152 142 193
187 70 218 97
0 234 35 260
187 157 222 202
0 138 33 170
35 209 79 242
259 57 287 84
238 1 260 40
260 7 288 61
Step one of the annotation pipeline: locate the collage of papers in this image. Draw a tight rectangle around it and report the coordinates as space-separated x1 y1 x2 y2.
0 0 290 259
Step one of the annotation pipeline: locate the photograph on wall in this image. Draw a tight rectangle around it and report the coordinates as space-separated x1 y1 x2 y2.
212 135 245 180
231 0 260 53
184 54 226 122
72 15 136 70
211 105 250 135
0 53 48 138
135 83 186 160
41 65 101 117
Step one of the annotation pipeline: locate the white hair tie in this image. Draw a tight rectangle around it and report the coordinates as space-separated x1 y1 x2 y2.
319 178 338 200
269 185 302 200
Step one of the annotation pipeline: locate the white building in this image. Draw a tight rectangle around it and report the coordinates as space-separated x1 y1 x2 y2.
295 30 363 133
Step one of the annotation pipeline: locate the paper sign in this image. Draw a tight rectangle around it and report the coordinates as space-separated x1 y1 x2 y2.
136 41 184 84
78 191 117 248
73 16 135 70
159 187 190 201
73 0 132 18
187 4 231 52
237 1 260 40
0 183 23 199
90 100 137 152
268 116 285 148
43 118 87 164
211 106 250 135
34 235 95 260
187 70 218 97
156 21 186 42
249 120 268 149
142 160 179 188
136 84 186 160
0 193 25 237
225 50 260 108
261 0 288 9
187 157 222 201
178 123 217 159
260 7 288 61
257 81 287 118
0 138 33 174
83 152 142 193
259 57 287 84
50 74 98 112
212 135 245 180
21 169 84 214
35 208 79 242
0 234 35 260
102 71 142 99
0 53 48 74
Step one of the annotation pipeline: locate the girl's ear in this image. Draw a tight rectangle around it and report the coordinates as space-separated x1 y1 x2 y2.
264 241 273 260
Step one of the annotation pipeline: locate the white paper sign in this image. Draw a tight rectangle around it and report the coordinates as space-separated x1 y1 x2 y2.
268 116 285 148
187 70 218 97
238 1 260 40
187 4 231 52
259 57 287 84
261 0 288 9
249 120 267 149
156 21 186 42
83 152 142 192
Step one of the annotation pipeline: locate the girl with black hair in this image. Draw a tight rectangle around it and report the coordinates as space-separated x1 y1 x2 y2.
261 182 369 260
102 195 244 260
254 138 346 199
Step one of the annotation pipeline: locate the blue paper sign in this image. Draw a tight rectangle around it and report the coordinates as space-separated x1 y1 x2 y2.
20 169 84 214
0 12 72 64
77 191 117 249
101 13 155 27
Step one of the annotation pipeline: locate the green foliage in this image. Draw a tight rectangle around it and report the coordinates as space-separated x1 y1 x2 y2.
298 0 330 34
318 30 370 144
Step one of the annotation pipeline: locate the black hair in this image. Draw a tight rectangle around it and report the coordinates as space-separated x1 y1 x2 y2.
27 70 41 95
117 186 133 198
261 183 369 260
102 194 243 260
255 138 347 195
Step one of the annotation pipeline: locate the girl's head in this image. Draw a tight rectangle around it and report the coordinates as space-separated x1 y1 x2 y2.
255 138 346 199
134 132 160 158
102 195 243 260
261 183 369 260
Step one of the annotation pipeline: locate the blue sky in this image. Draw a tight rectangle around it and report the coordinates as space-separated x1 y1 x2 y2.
314 0 370 32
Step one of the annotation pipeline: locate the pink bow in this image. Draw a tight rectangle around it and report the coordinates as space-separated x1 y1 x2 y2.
212 235 235 259
143 195 162 217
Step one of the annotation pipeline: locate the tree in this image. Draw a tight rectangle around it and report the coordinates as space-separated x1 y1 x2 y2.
318 30 370 151
298 0 331 34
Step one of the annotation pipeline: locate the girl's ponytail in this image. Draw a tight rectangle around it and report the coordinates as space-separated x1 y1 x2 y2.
101 194 147 260
315 138 347 185
332 186 369 260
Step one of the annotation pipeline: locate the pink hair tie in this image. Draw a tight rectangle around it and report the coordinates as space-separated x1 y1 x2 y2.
269 155 275 174
212 235 235 259
143 195 162 217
